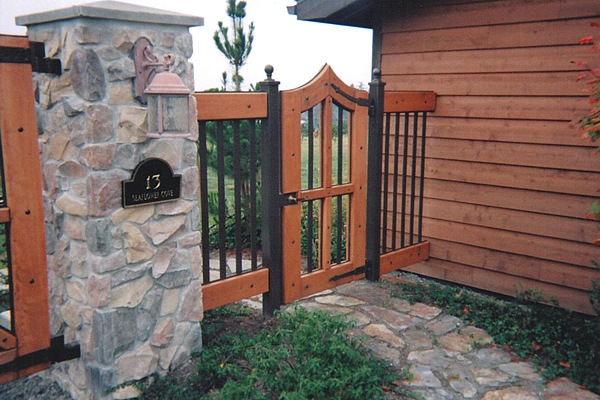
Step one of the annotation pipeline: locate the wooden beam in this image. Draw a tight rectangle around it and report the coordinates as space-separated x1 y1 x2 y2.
194 92 267 121
0 62 50 358
384 92 436 113
202 269 269 311
0 208 10 223
298 184 355 201
379 242 430 276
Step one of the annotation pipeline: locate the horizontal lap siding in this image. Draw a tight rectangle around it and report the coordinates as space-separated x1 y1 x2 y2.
380 0 600 314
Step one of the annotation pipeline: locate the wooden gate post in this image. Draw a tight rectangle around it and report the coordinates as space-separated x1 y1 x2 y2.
365 69 386 281
260 66 283 316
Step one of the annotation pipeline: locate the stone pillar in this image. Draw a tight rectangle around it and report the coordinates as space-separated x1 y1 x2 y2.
17 2 204 399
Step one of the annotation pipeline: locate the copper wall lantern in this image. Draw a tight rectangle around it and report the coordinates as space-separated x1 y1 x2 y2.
133 38 192 138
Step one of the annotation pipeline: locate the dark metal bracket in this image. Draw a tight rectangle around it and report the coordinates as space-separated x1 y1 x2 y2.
0 42 61 75
329 265 366 282
0 336 80 375
330 83 372 114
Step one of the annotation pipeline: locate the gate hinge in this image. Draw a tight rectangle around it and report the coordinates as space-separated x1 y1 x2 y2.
329 265 366 282
331 83 371 108
0 335 80 374
0 42 62 75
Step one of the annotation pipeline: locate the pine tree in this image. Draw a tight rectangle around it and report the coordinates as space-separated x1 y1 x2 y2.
213 0 255 91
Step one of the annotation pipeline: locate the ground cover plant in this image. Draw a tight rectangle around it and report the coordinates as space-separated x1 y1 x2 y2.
393 280 600 394
135 305 414 399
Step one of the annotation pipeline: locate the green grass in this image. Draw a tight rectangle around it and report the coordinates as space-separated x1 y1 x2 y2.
134 306 415 400
393 280 600 394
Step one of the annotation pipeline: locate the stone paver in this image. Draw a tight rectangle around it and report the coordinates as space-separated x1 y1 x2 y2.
282 279 600 400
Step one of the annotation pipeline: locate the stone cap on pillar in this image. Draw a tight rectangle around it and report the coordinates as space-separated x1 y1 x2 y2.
16 1 204 28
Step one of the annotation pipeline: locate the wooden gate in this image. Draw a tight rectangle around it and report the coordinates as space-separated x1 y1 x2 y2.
280 65 369 302
196 65 436 312
0 35 78 383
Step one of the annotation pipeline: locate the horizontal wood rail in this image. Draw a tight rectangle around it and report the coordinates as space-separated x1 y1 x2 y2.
194 92 267 121
297 184 354 201
384 91 437 113
202 269 269 311
379 242 430 276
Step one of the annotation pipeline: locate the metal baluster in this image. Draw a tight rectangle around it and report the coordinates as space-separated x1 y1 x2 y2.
400 113 409 249
418 112 427 243
198 121 211 283
249 119 258 270
409 112 419 246
391 113 400 251
381 113 391 253
217 121 227 279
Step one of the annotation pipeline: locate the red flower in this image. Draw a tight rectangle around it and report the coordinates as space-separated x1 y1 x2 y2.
580 36 594 45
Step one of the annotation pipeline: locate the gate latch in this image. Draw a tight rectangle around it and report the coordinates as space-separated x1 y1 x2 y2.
280 193 298 206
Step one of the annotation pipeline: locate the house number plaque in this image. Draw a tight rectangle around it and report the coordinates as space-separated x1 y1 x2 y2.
122 158 181 208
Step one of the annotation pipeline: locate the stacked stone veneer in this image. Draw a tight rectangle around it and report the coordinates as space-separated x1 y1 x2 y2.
19 3 204 399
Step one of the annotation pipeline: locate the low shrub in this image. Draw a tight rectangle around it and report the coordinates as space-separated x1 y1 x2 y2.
136 306 414 399
393 280 600 394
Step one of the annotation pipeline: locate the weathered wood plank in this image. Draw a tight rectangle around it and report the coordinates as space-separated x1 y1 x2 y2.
417 179 594 219
404 259 595 314
384 72 586 97
382 0 600 33
423 138 599 172
422 238 600 291
194 92 267 121
381 46 595 75
390 158 599 196
382 17 599 54
387 198 598 243
421 117 594 147
421 218 600 268
431 96 588 122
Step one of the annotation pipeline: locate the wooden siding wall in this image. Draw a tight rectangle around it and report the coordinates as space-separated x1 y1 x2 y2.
379 0 600 314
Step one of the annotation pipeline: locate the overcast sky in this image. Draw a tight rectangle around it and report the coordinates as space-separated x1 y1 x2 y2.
0 0 373 91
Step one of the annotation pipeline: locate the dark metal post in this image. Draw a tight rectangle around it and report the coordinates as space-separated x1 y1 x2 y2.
365 69 386 281
260 65 283 316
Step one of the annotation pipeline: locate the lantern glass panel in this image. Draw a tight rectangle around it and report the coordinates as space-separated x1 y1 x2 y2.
147 94 189 134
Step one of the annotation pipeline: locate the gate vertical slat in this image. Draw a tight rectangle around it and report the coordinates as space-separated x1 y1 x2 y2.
249 119 258 271
216 120 227 279
198 121 211 283
307 108 315 273
336 106 344 263
233 120 243 275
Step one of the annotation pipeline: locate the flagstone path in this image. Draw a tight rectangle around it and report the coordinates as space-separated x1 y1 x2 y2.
243 279 599 400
